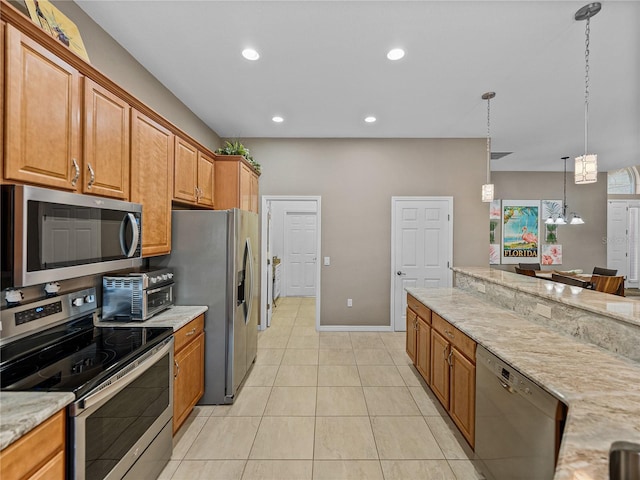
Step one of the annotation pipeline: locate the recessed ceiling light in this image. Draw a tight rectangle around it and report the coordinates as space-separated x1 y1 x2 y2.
386 48 405 61
242 48 260 61
272 116 284 123
364 116 377 123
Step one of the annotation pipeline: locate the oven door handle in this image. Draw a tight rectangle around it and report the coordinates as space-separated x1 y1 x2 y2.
74 337 173 414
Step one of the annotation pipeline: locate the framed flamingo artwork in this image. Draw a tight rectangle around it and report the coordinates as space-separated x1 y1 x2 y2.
501 200 540 264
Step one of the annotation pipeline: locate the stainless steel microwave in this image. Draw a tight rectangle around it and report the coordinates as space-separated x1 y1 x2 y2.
1 185 142 290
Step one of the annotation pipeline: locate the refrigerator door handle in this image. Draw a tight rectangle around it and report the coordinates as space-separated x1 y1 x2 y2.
245 238 254 325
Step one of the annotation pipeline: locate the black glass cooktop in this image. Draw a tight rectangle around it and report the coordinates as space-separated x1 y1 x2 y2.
0 316 172 399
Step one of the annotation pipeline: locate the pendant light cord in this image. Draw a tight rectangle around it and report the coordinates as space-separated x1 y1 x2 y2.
584 16 591 156
486 95 491 184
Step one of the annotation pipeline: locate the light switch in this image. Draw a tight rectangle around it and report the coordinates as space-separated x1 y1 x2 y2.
324 257 331 266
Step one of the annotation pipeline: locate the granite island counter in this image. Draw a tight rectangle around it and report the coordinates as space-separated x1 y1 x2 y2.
407 283 640 480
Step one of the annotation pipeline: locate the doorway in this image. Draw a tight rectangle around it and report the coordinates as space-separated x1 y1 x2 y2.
260 196 321 331
390 196 453 332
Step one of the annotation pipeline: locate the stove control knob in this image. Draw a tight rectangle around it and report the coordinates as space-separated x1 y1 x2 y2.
162 274 168 280
85 294 96 304
72 297 84 307
151 277 157 284
167 273 174 279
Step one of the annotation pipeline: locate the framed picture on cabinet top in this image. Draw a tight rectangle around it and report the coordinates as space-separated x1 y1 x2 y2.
24 0 90 62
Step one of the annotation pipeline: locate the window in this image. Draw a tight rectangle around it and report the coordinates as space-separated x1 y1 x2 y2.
608 166 640 194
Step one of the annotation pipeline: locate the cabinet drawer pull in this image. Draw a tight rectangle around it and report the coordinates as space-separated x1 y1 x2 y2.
71 158 80 186
174 359 180 378
447 350 453 367
87 163 95 189
185 327 197 337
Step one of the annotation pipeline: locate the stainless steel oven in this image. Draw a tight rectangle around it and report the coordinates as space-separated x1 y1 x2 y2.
69 336 173 480
0 288 174 480
1 184 142 290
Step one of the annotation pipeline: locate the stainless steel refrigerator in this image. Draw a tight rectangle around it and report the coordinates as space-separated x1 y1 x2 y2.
153 209 259 404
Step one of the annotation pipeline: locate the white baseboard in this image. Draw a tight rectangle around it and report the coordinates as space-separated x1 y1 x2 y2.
317 325 393 332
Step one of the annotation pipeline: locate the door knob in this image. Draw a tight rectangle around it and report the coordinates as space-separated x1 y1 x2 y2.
397 271 406 276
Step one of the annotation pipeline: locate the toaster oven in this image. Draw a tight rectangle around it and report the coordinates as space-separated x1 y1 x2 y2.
102 268 174 321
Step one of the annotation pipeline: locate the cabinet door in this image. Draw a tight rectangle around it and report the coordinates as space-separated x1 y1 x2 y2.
173 137 198 204
5 25 81 190
250 171 259 213
450 348 476 447
239 162 252 211
83 79 130 199
131 109 173 257
406 308 417 364
416 316 431 383
173 332 205 433
197 152 215 207
430 329 450 408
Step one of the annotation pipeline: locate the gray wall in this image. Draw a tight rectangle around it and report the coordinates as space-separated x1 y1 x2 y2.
251 138 487 327
49 1 221 151
493 171 607 271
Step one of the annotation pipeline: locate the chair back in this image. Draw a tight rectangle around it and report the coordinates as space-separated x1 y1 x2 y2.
515 267 536 277
593 275 625 296
592 267 618 276
518 263 541 271
551 273 585 287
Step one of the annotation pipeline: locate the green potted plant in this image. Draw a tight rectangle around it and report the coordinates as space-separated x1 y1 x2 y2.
215 140 261 174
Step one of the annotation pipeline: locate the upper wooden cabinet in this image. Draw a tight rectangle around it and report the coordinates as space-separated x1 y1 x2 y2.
131 109 174 257
214 155 260 213
173 137 214 208
83 78 130 199
4 24 81 190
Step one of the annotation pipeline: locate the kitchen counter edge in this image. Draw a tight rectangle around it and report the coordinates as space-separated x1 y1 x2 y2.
0 391 75 450
97 305 208 331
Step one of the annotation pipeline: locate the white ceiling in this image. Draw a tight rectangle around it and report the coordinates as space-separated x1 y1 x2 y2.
75 1 639 172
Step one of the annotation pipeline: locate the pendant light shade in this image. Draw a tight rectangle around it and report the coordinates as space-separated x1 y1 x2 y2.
574 3 601 184
481 92 496 202
575 154 598 184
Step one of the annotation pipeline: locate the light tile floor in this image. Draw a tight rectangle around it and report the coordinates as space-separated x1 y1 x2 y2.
160 297 485 480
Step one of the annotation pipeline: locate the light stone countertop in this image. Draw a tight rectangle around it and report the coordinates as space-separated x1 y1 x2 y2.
97 305 208 331
0 306 207 451
0 391 75 450
452 266 640 328
407 286 640 480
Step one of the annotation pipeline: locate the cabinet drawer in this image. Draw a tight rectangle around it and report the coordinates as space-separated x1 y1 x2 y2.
174 314 205 353
432 313 476 362
407 295 431 324
0 409 65 480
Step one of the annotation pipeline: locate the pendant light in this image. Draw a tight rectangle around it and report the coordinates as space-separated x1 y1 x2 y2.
546 157 585 225
481 92 496 202
574 2 601 184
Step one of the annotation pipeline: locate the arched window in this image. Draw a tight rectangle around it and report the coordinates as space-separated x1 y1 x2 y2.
608 167 639 194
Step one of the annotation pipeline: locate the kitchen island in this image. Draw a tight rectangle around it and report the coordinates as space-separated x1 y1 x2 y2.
408 269 640 480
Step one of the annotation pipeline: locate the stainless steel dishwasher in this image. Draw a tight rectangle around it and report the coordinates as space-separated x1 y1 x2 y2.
475 345 566 480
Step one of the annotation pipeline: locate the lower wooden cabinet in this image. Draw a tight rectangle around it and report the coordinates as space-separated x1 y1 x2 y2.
0 409 65 480
406 294 477 448
173 315 205 434
406 307 417 363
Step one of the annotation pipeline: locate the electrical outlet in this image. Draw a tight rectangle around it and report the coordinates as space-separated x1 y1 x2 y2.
535 303 552 318
347 298 353 307
477 284 486 293
324 257 330 266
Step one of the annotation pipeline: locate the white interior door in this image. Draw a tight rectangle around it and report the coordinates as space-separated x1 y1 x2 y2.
607 200 629 282
266 204 274 327
391 197 453 331
284 212 317 297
